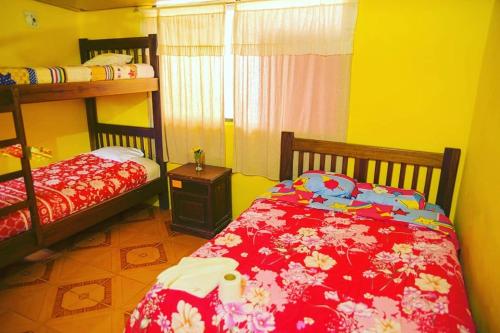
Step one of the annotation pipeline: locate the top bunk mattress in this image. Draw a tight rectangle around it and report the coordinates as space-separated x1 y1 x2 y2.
0 64 154 86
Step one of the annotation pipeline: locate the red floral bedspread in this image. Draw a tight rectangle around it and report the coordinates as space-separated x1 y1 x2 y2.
0 154 147 241
127 199 474 333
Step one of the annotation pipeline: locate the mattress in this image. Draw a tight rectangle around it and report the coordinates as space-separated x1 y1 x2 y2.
0 150 160 241
126 188 474 332
0 64 154 86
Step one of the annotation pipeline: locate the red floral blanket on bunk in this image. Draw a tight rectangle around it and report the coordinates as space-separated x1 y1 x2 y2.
0 154 147 241
127 198 474 333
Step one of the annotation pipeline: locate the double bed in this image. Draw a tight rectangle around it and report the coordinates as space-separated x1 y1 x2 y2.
126 132 473 332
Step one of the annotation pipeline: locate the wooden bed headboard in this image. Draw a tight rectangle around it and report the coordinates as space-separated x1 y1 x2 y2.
77 34 164 169
279 132 460 216
78 35 157 66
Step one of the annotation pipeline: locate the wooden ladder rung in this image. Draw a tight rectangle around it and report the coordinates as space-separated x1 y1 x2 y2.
0 200 28 217
0 138 20 149
0 170 24 183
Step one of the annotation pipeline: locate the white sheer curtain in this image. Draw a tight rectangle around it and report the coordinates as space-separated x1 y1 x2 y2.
157 5 226 166
233 0 358 179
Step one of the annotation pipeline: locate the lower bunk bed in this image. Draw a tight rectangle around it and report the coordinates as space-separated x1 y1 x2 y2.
0 146 167 268
126 132 474 333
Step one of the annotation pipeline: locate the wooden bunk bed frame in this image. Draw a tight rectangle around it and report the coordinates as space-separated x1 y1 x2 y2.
280 131 460 216
0 34 168 268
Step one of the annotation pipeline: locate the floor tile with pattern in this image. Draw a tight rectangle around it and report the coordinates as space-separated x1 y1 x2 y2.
0 205 207 333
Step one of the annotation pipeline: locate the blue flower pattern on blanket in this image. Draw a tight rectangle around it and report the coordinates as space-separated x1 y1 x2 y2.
0 73 16 85
263 181 455 236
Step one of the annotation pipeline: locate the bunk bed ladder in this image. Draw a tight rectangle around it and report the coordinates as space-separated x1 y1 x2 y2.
0 87 42 243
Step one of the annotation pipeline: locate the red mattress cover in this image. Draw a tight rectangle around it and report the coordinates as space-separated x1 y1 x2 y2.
0 153 147 241
126 198 474 333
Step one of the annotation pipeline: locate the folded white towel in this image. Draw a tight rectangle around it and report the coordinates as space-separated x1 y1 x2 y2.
157 257 239 298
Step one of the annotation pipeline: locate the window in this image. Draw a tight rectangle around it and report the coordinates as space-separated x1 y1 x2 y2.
223 4 235 120
153 0 357 171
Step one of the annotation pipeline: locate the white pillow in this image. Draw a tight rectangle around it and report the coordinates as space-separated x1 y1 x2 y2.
129 157 160 182
90 146 144 162
83 53 133 66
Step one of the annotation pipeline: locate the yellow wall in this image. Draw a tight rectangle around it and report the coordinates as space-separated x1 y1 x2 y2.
455 1 500 331
348 0 494 218
0 0 88 172
77 8 144 39
0 0 79 66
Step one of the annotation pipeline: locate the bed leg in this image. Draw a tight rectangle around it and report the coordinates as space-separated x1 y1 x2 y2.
159 190 169 210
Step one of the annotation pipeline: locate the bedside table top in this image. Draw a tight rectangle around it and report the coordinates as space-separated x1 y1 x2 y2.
168 163 232 183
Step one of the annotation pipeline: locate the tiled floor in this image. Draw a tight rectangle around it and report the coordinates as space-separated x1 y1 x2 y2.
0 205 207 333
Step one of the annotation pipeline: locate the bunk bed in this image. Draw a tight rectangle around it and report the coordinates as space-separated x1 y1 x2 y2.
0 34 168 268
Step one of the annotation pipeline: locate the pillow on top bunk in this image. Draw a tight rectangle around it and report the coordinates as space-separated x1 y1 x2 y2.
90 146 144 163
83 53 133 66
354 183 426 211
292 170 356 198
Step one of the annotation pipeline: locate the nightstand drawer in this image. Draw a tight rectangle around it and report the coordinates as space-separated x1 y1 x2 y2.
170 179 208 196
172 191 209 227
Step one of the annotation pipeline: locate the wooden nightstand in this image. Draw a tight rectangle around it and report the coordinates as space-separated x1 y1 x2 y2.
168 163 232 239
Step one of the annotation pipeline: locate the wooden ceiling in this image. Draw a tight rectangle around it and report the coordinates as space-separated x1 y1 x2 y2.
35 0 156 11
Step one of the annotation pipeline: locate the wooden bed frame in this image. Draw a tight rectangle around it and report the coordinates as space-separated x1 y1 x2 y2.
0 34 168 268
280 132 460 216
